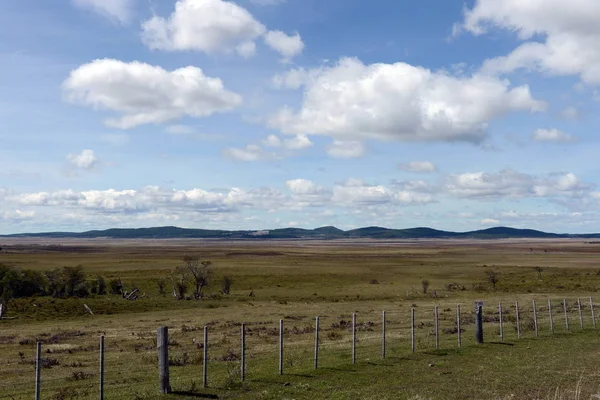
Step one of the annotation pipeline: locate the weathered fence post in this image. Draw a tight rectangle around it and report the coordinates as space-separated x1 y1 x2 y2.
475 303 483 344
563 299 570 331
35 341 41 400
498 302 504 341
533 300 539 337
515 301 521 339
100 335 105 400
241 324 246 381
157 327 171 394
203 326 208 388
590 297 596 329
352 313 357 364
434 306 439 350
411 307 415 353
578 298 584 329
279 319 284 375
548 299 554 334
382 311 386 359
457 304 461 348
314 316 319 369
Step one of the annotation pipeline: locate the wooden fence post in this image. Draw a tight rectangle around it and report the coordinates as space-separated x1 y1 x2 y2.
434 306 439 350
590 297 596 329
279 320 284 375
352 313 357 365
563 299 570 331
100 335 105 400
203 326 208 388
475 304 483 344
548 299 554 334
314 316 319 369
35 341 41 400
157 327 171 394
498 302 504 341
241 324 246 381
411 308 415 353
382 311 386 359
516 301 521 339
578 298 584 329
457 304 461 348
533 300 538 337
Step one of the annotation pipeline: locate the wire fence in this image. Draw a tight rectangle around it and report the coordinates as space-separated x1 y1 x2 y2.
1 296 598 399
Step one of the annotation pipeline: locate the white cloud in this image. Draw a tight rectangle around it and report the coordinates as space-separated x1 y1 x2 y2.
264 30 304 62
446 169 590 199
332 179 434 206
270 57 544 143
141 0 302 59
67 149 99 170
561 106 579 120
72 0 134 24
399 161 437 173
460 0 600 85
222 144 277 161
532 128 577 143
326 141 365 159
263 134 282 147
63 59 242 129
481 218 500 225
283 134 313 150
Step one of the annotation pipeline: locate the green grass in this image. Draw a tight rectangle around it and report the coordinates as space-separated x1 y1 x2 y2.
1 239 600 399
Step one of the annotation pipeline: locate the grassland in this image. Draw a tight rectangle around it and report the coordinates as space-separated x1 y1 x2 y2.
1 238 600 399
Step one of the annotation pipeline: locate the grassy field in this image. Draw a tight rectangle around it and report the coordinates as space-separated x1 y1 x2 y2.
1 238 600 399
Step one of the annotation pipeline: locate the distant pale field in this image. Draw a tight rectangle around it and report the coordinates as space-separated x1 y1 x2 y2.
1 239 600 399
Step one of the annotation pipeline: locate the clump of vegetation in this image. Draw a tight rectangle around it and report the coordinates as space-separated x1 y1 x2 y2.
421 279 430 294
485 270 500 289
221 276 233 294
533 266 544 280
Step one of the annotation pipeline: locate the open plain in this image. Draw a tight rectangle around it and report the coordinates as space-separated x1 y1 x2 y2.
1 238 600 399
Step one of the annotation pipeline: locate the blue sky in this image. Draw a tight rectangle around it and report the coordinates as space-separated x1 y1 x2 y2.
2 0 600 234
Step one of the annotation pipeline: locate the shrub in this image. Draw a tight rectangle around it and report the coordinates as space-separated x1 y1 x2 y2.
97 276 107 295
421 279 430 294
108 279 123 295
221 276 233 295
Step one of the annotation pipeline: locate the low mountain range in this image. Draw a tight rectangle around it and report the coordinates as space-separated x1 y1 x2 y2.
2 226 600 240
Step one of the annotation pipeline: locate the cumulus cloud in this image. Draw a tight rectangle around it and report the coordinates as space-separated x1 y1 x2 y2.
262 134 312 150
481 218 500 225
269 57 544 143
72 0 134 24
264 31 304 62
141 0 303 60
399 161 437 173
63 59 242 129
532 128 577 143
326 141 365 159
67 149 99 170
445 169 590 199
459 0 600 85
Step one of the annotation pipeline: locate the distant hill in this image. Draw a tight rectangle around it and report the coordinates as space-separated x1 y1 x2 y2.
2 225 598 240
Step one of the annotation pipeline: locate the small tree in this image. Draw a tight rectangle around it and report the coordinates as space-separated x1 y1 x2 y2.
533 266 543 280
421 279 430 294
63 266 86 297
172 266 189 300
97 276 107 295
183 257 212 300
157 279 166 296
221 276 233 295
486 270 500 289
109 278 124 295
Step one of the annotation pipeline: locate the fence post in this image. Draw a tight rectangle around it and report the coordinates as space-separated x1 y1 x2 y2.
498 302 504 341
590 297 596 329
382 311 386 359
516 301 521 339
457 304 461 348
241 324 246 381
35 341 41 400
533 300 538 337
548 299 554 334
578 298 584 329
352 313 357 364
157 327 171 394
203 326 208 388
475 304 483 344
563 299 570 331
100 335 105 400
411 308 415 353
279 319 284 375
314 316 319 369
434 306 439 350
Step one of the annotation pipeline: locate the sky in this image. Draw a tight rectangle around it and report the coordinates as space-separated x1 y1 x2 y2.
2 0 600 234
